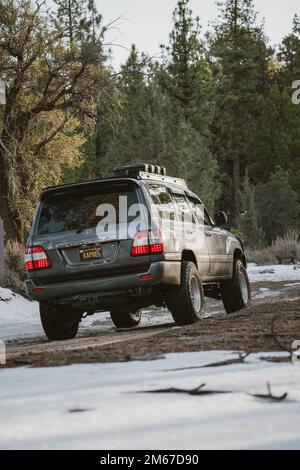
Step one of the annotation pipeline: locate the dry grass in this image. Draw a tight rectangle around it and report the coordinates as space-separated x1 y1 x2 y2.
245 247 278 266
246 230 300 265
271 230 300 264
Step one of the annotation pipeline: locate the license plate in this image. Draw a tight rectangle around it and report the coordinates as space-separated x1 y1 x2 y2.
79 245 102 261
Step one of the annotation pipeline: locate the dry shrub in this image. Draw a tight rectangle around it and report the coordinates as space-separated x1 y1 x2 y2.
271 231 300 264
245 247 278 266
4 241 26 295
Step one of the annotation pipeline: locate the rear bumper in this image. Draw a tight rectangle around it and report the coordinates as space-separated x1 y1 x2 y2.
25 261 181 301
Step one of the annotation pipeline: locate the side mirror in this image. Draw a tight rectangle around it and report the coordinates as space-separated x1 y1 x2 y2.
214 211 228 227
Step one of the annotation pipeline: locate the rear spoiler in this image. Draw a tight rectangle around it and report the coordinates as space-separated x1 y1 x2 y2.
40 178 140 201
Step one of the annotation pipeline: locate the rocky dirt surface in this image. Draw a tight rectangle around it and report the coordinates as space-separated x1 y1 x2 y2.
3 281 300 368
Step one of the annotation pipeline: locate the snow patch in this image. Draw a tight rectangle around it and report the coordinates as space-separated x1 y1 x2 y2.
0 287 42 341
253 287 280 300
0 350 299 450
247 265 300 282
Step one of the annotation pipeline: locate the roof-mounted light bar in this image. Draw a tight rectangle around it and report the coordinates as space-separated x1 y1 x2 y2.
114 163 167 178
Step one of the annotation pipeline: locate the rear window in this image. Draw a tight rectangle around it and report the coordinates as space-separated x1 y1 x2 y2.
37 188 139 235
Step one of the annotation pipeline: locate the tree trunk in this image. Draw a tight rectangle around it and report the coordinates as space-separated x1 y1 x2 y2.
95 128 102 161
0 147 22 241
0 194 21 242
233 154 241 221
95 110 102 161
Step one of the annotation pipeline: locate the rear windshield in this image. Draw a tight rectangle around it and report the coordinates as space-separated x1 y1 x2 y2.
37 187 139 235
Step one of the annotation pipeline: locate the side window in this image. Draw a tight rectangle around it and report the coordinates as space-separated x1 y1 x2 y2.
172 195 195 223
148 184 177 220
187 197 212 226
187 198 204 225
204 208 213 226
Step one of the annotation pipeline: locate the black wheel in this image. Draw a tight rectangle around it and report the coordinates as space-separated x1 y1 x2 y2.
165 261 205 326
221 259 251 313
110 309 141 328
40 303 82 340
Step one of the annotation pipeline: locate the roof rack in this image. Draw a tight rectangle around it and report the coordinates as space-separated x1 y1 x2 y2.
114 163 166 177
138 171 187 189
113 163 187 189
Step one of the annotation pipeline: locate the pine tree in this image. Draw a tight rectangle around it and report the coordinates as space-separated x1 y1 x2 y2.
52 0 85 48
104 46 170 171
246 83 294 183
278 14 300 86
240 173 264 247
157 0 220 209
276 15 300 198
160 0 213 134
53 0 104 62
104 43 221 211
255 167 299 243
210 0 272 222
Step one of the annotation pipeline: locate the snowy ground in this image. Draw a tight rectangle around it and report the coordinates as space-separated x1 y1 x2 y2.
0 264 300 342
247 263 300 282
0 288 173 342
0 350 299 450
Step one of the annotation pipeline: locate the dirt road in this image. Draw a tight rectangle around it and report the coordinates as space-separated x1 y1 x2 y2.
4 280 300 368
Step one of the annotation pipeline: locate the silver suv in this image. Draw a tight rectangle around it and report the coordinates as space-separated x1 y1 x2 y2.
25 163 251 340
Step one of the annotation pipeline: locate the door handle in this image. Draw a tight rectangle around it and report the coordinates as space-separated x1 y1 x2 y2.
205 232 212 237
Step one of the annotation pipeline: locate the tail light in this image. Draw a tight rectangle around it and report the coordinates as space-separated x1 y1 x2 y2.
131 230 164 256
25 246 51 271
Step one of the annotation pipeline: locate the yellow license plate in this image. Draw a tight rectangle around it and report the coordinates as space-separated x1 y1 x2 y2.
79 246 102 261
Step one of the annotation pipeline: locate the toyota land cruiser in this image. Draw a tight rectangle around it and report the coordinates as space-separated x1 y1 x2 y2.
25 163 251 340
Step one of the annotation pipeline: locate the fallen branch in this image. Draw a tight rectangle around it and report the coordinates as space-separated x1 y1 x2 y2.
136 381 288 401
163 353 250 372
249 382 288 402
259 355 291 364
68 407 94 413
140 383 231 396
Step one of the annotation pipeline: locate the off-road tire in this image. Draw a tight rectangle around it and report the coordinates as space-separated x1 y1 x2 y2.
110 309 142 329
40 303 82 340
166 261 205 326
221 259 251 313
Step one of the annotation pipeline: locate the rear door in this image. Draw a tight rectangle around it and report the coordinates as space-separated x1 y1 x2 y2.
30 180 150 282
170 192 210 279
203 210 231 277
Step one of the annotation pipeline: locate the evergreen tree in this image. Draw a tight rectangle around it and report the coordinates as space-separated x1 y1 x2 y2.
53 0 105 61
278 14 300 86
246 83 293 183
158 0 220 209
103 43 221 211
255 167 299 243
104 46 170 171
210 0 272 221
276 15 300 198
52 0 85 48
160 0 213 134
240 173 264 247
